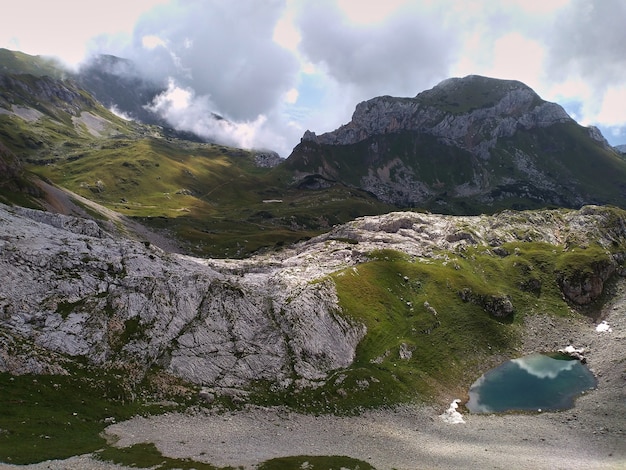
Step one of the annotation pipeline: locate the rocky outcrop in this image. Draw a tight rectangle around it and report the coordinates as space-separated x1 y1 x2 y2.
558 258 616 305
302 76 571 159
0 74 96 117
0 204 365 391
458 289 514 319
2 202 626 394
290 76 623 210
254 151 282 168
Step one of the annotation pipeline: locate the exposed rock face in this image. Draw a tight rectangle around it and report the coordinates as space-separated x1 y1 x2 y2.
289 75 622 210
558 259 616 305
458 289 514 319
2 202 626 393
0 204 365 390
0 74 96 117
254 151 283 168
305 76 571 159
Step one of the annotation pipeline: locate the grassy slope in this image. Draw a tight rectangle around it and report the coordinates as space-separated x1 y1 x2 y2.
0 49 65 78
416 75 543 114
497 122 626 206
28 135 392 257
0 367 188 464
245 232 618 415
327 240 612 404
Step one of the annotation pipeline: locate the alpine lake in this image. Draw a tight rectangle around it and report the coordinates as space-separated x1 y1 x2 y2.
466 353 597 413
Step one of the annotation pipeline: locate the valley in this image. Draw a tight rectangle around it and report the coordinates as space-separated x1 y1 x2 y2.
1 48 625 468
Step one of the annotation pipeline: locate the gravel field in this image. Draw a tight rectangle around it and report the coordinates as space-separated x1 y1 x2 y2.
7 284 626 470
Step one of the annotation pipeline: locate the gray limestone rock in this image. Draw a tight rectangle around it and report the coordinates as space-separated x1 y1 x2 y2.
0 203 366 392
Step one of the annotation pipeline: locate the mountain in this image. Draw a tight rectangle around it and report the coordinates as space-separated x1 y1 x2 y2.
284 75 626 213
0 48 66 78
75 54 166 126
2 200 625 400
2 49 626 466
75 54 226 142
3 48 626 257
0 48 394 257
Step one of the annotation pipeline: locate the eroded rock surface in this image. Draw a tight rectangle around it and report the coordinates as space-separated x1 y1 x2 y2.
0 204 364 390
2 203 626 393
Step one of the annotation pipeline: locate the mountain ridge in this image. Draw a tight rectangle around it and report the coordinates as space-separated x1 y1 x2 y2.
2 48 626 466
3 49 626 258
285 75 626 211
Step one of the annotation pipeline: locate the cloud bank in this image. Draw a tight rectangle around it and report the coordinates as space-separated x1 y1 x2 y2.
52 0 624 154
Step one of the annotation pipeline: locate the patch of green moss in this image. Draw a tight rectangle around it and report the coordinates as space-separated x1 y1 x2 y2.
258 455 375 470
96 443 228 470
55 299 85 319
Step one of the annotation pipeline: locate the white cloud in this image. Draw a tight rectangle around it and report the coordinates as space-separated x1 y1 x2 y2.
146 78 292 153
512 354 577 380
336 0 411 24
273 1 301 51
0 0 167 67
485 33 546 88
109 106 133 121
507 0 570 14
149 79 192 111
142 35 167 50
284 88 299 104
596 87 626 126
4 0 626 152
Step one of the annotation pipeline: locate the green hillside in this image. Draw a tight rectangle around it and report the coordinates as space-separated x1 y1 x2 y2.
0 49 393 257
3 49 626 257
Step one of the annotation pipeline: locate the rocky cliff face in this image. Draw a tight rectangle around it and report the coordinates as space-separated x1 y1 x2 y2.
0 203 365 391
287 76 625 211
0 74 96 118
304 76 572 159
2 201 626 396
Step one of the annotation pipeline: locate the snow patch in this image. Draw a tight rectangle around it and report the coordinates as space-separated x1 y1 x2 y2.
595 321 612 333
440 399 465 424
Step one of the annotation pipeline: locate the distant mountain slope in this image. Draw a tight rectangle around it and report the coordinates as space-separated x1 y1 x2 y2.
0 48 66 78
75 54 166 125
284 75 626 213
0 49 392 257
4 48 626 256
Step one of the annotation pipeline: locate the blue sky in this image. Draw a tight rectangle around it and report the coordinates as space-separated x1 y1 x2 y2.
2 0 625 155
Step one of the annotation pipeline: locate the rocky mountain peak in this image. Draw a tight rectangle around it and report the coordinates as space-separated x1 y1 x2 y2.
417 74 536 106
302 75 571 159
289 75 623 211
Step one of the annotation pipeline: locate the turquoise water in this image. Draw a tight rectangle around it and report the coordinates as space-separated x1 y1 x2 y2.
466 353 597 413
